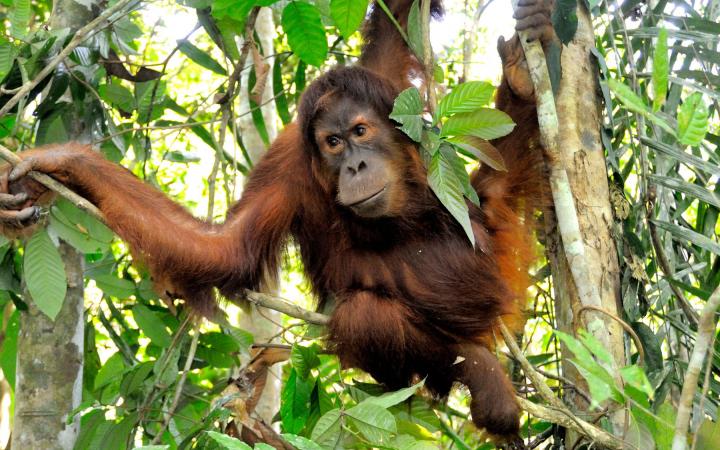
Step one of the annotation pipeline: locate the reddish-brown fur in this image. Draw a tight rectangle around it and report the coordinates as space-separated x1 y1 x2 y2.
0 0 552 439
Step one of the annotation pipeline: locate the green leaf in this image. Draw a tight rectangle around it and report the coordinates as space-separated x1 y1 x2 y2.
93 273 136 299
94 353 127 391
0 311 18 388
291 344 321 379
206 431 252 449
436 81 495 120
407 0 424 59
428 149 474 246
620 365 654 399
24 229 67 320
390 87 425 142
446 135 506 172
132 304 172 347
440 108 515 140
677 92 709 146
695 414 720 450
652 220 720 255
552 0 578 45
653 402 676 450
177 39 227 75
9 0 31 39
99 83 136 114
282 434 323 450
330 0 368 40
310 408 342 446
652 28 669 111
608 79 675 135
135 81 167 124
578 329 614 367
345 402 397 445
49 198 113 254
282 2 328 67
281 369 314 434
365 380 424 409
273 56 292 125
0 38 16 82
649 174 720 209
441 144 479 206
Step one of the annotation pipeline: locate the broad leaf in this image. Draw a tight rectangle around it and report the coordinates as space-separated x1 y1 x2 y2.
24 229 67 320
132 304 172 347
390 87 425 142
282 2 327 67
441 144 479 206
281 369 314 434
365 379 424 409
0 38 15 82
99 83 135 114
206 431 252 450
281 434 323 450
9 0 30 39
407 0 424 59
677 92 709 146
440 108 515 140
428 149 474 246
291 344 321 379
436 81 495 120
652 28 668 111
345 402 397 445
608 79 675 135
446 135 506 171
552 0 578 44
330 0 369 40
310 408 342 446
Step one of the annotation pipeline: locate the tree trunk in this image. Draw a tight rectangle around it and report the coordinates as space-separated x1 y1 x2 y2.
11 1 96 448
235 7 282 425
545 2 628 444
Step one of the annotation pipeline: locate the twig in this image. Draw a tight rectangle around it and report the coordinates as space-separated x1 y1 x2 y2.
577 305 646 366
0 143 104 221
672 284 720 450
152 325 201 444
243 290 330 325
0 0 137 118
498 320 564 408
517 397 628 450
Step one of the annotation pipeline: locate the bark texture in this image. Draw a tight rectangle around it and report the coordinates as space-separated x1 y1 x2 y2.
546 3 627 441
11 1 96 447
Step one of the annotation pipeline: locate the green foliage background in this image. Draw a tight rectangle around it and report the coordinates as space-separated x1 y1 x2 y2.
0 0 718 449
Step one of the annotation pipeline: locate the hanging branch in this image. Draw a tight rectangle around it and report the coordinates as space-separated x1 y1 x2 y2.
672 284 720 450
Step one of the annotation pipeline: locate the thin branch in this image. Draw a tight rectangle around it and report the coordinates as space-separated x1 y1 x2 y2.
517 397 628 450
152 325 201 444
242 290 330 325
672 284 720 450
0 0 138 118
498 320 563 409
577 305 645 366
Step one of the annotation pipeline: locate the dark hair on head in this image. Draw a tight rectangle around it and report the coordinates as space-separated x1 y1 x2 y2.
297 66 399 148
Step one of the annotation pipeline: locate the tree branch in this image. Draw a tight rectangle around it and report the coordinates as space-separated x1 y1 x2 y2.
672 284 720 450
